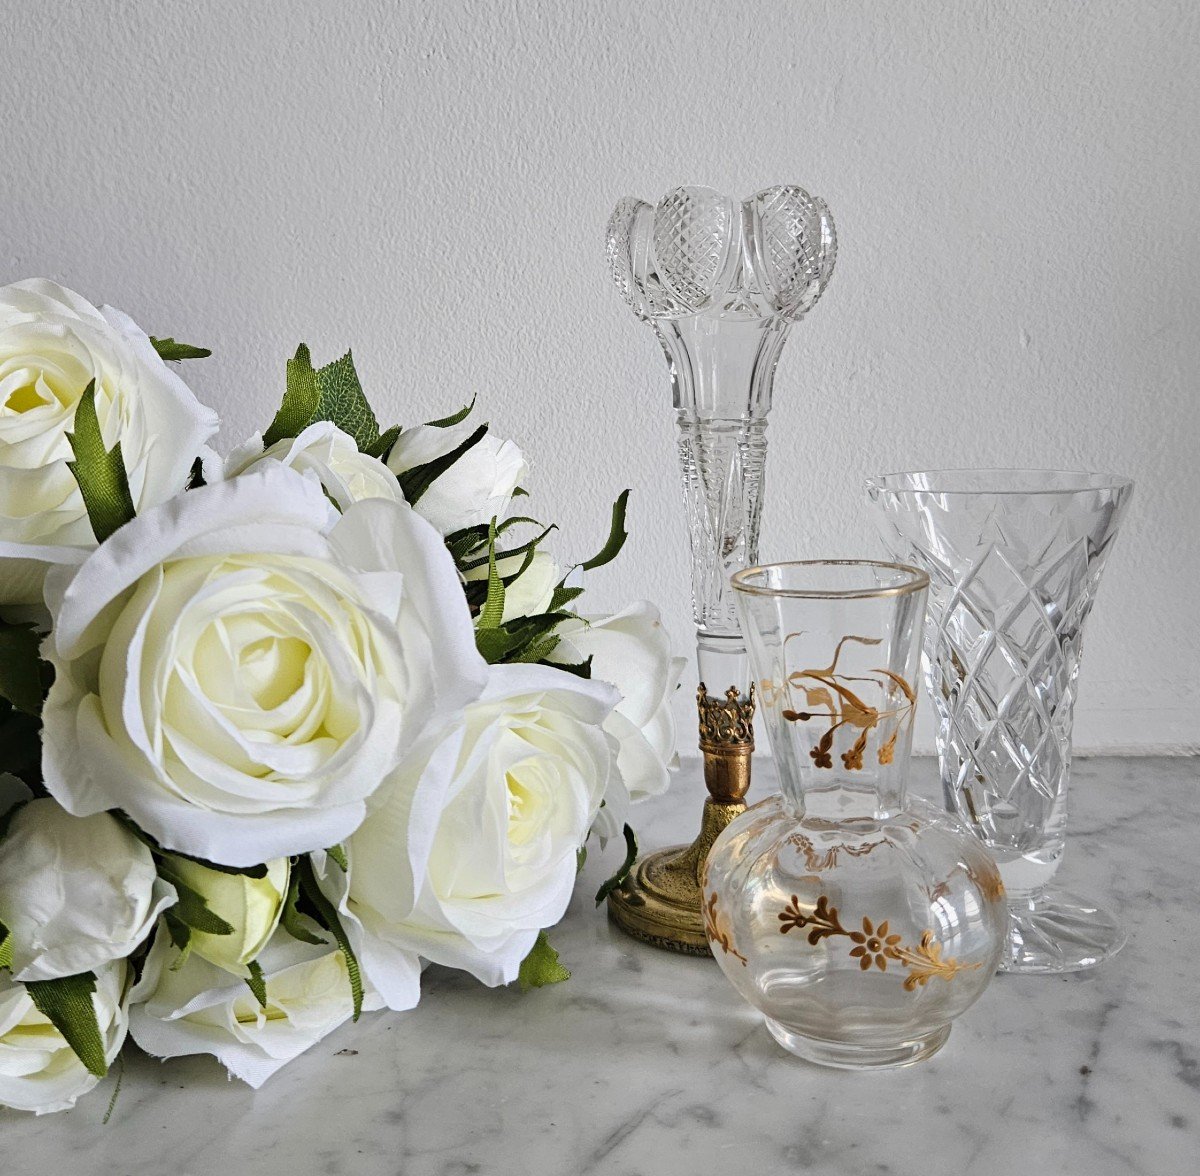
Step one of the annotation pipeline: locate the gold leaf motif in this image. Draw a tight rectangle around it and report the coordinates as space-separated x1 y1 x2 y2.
703 892 747 965
778 893 847 943
777 893 980 990
893 931 982 991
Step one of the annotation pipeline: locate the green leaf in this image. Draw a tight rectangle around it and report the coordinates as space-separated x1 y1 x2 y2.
396 423 488 507
325 844 348 872
296 857 363 1019
446 523 491 565
477 520 506 631
576 846 587 874
594 824 638 905
155 866 236 936
459 523 556 573
513 633 561 664
245 960 268 1010
426 396 476 428
0 929 12 970
517 931 570 991
279 866 328 947
164 912 192 959
474 626 527 663
25 972 108 1077
263 344 321 448
364 424 401 461
66 380 137 543
548 584 584 613
312 351 380 451
150 336 211 362
580 489 630 572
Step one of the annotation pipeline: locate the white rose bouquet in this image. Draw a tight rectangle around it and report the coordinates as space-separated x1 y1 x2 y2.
0 281 682 1114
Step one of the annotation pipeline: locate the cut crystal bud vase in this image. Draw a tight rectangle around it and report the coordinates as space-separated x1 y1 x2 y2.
603 185 837 953
866 470 1134 974
606 184 836 691
704 562 1006 1070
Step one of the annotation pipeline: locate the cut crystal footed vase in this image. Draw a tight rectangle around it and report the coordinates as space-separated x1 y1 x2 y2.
866 470 1134 974
704 561 1006 1069
603 185 836 953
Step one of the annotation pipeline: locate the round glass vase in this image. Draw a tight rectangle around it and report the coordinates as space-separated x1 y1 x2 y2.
703 561 1008 1070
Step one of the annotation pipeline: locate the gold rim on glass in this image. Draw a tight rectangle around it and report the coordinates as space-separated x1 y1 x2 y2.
730 559 930 600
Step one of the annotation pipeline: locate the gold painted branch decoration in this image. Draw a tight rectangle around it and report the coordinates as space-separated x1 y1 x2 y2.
760 635 916 771
778 894 979 991
703 891 747 965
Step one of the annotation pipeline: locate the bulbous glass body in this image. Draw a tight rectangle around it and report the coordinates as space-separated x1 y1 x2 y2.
704 791 1006 1068
706 560 1007 1069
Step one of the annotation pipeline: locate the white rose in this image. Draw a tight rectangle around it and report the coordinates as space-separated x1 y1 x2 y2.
162 856 288 974
325 663 621 997
0 799 175 982
0 279 219 605
553 603 685 829
0 960 128 1114
386 422 528 535
225 421 403 512
41 465 487 866
463 549 559 623
128 929 380 1089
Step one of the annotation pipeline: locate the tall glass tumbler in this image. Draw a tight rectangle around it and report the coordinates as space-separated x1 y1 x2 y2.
866 470 1133 973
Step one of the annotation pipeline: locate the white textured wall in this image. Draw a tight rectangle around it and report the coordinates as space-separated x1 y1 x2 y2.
2 1 1197 753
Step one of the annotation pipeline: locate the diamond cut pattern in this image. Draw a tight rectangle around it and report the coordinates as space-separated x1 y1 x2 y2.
607 185 836 324
870 485 1130 857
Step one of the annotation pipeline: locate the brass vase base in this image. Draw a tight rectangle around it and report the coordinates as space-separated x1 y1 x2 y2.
607 683 755 957
606 798 747 955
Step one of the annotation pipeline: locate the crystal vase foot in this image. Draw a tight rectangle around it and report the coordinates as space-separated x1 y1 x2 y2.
866 470 1134 974
1006 888 1128 973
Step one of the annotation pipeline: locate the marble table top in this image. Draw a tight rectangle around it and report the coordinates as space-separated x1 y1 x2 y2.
4 756 1197 1176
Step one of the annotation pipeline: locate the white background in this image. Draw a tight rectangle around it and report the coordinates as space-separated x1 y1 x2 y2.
3 0 1196 753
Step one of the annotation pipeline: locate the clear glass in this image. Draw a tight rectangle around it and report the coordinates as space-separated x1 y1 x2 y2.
606 185 836 688
704 561 1007 1069
865 470 1134 974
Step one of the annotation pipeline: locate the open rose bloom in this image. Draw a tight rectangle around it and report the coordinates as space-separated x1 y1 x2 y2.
0 281 679 1114
0 280 218 605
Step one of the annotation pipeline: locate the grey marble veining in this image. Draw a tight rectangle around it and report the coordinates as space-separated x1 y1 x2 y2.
3 757 1197 1176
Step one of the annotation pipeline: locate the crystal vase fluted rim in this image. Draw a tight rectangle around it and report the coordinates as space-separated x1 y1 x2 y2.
732 559 929 600
865 468 1134 498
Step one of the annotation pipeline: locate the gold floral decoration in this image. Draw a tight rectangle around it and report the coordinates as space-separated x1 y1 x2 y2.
778 893 980 990
848 917 903 972
703 891 747 965
763 635 917 772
